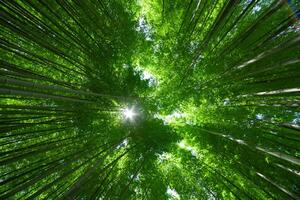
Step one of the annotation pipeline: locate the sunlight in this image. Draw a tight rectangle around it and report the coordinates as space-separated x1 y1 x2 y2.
178 140 198 157
135 67 158 86
122 107 136 120
157 152 172 162
116 139 129 150
136 16 152 41
256 113 264 120
167 187 180 199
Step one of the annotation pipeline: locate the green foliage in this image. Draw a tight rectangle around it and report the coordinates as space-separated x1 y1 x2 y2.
1 0 300 199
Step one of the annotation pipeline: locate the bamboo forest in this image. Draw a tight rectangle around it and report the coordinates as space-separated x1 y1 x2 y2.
1 0 300 199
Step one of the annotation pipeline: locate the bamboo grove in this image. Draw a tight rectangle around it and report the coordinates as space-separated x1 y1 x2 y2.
0 0 299 199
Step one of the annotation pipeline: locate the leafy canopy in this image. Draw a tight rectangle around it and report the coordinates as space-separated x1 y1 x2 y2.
0 0 300 199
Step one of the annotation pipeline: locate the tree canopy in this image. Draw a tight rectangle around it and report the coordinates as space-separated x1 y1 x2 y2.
0 0 299 199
